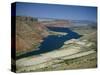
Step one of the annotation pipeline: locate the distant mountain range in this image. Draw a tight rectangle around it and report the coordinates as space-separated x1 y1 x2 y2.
39 20 72 28
39 19 97 27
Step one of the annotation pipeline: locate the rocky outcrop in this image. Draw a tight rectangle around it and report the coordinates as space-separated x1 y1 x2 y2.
16 16 49 56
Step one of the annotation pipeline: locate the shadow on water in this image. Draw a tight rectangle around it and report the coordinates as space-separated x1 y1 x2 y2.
17 27 82 59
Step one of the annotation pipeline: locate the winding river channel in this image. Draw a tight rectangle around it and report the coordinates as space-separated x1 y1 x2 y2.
17 27 81 59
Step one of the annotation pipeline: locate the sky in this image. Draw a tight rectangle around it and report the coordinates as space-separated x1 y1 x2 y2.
15 2 97 22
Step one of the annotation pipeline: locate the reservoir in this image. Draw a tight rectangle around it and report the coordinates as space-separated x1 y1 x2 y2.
17 27 81 59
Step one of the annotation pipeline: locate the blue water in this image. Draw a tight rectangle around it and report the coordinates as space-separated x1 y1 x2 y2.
17 27 81 59
39 27 81 51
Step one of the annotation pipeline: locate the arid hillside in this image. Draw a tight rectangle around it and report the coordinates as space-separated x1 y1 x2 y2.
16 16 49 56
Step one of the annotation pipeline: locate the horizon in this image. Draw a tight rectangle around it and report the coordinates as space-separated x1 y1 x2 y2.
15 2 97 22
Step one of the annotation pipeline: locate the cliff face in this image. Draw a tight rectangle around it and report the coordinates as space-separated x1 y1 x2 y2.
16 16 49 55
